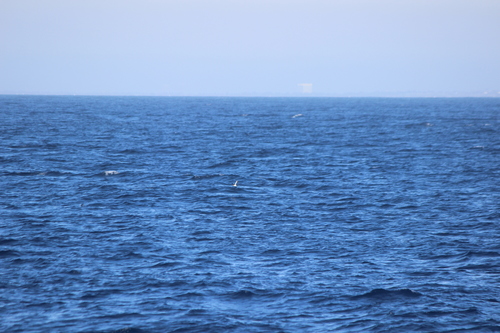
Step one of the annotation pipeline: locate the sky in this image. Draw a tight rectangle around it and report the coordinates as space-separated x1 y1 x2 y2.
1 0 499 97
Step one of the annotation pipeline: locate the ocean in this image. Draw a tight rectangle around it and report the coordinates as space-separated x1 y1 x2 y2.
1 96 499 332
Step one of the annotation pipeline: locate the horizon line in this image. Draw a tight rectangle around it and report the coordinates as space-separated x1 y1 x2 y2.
1 93 500 98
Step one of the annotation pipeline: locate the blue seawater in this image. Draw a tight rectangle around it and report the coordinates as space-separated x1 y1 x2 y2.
1 96 499 332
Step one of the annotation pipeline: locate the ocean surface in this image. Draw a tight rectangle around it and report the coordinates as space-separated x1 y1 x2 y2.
1 96 499 332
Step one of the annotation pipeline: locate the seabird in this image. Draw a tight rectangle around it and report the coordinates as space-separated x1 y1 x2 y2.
233 181 238 187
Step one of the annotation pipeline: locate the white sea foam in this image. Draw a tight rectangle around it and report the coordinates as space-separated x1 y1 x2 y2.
104 170 119 176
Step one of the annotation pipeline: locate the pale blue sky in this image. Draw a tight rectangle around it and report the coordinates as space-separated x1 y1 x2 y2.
1 0 499 96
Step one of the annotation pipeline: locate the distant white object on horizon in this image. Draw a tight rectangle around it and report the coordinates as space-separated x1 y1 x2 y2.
233 181 238 187
298 83 312 94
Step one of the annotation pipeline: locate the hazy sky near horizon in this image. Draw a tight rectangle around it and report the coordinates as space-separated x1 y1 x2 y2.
1 0 499 96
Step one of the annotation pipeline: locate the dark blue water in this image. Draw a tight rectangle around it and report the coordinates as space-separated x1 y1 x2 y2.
1 96 499 332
